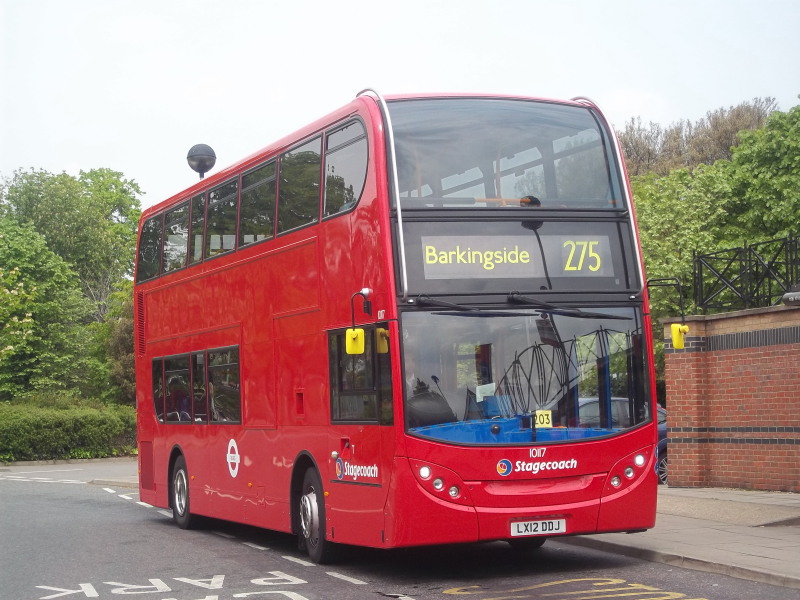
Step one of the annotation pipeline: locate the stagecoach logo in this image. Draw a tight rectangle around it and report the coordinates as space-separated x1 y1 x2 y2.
227 439 240 478
497 459 513 476
497 457 578 477
336 457 379 481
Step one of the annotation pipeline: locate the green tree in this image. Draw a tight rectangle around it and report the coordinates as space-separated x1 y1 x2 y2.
636 164 734 292
631 101 800 301
0 168 142 320
0 264 34 365
725 103 800 237
619 97 777 177
88 280 136 405
0 217 94 400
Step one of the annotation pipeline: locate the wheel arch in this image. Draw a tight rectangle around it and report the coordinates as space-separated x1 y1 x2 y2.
290 451 323 535
167 444 185 509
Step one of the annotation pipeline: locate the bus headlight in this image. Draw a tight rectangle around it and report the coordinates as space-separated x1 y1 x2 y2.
409 459 474 506
604 447 654 496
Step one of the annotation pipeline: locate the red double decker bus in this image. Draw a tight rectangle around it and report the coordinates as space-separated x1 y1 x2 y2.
135 90 658 563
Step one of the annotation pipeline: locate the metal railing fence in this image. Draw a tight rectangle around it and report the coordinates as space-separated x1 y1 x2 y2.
693 235 800 313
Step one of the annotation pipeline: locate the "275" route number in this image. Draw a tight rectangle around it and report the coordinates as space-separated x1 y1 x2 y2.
563 240 601 272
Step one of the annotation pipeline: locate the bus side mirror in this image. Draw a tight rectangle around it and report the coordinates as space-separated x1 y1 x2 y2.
375 328 389 354
671 323 689 350
346 328 365 355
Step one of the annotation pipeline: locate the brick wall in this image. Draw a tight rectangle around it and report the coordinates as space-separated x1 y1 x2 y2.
663 305 800 492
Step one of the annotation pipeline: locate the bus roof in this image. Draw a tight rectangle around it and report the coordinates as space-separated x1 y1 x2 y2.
142 91 599 220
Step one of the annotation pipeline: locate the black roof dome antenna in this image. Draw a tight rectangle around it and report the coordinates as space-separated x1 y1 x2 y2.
187 144 216 179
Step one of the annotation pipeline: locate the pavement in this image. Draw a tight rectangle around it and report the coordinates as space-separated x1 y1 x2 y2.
562 485 800 590
22 460 800 590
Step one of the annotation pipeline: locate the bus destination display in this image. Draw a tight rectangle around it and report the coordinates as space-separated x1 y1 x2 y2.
421 235 614 280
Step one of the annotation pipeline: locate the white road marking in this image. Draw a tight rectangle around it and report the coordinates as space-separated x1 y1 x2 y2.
325 572 367 585
12 468 81 474
281 556 315 567
242 542 269 550
0 476 86 484
110 492 392 593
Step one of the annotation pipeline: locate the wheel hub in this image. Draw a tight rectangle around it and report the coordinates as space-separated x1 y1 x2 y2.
174 470 188 516
300 488 319 542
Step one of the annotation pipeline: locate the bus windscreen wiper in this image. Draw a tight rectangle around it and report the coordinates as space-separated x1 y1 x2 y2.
413 295 481 312
507 292 631 320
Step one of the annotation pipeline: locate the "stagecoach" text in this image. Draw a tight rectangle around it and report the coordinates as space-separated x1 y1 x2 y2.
514 458 578 475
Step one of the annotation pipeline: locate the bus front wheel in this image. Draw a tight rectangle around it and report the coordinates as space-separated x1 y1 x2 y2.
171 455 197 529
298 468 335 563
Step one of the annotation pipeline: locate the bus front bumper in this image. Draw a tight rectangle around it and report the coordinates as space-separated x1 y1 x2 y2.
383 455 656 548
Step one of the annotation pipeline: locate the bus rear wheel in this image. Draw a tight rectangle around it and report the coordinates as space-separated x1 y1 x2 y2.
171 455 197 529
298 468 336 563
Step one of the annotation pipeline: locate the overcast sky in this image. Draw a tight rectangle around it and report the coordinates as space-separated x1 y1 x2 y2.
1 0 798 209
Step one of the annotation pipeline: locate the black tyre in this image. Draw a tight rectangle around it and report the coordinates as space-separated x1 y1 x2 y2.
171 455 197 529
657 454 668 485
298 468 336 563
508 537 547 551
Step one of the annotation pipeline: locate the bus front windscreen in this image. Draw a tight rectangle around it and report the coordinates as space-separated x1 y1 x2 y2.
389 97 624 210
401 307 650 445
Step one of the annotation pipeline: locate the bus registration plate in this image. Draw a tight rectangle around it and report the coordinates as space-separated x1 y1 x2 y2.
510 518 566 537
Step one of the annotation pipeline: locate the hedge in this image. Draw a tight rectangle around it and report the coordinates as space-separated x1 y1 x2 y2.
0 403 136 462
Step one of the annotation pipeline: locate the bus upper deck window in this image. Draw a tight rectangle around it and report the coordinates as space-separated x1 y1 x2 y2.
137 215 163 282
278 137 322 234
206 179 239 258
324 121 368 217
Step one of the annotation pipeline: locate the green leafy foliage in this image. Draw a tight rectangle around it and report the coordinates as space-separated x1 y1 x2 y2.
0 264 34 363
0 168 141 404
1 168 141 321
634 100 800 315
0 398 136 462
727 105 800 237
0 217 94 400
635 164 734 298
88 280 136 405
